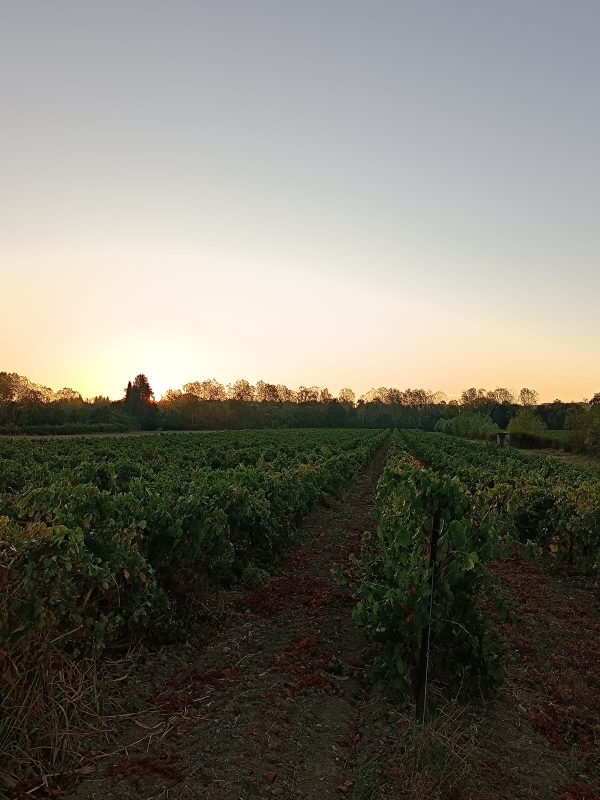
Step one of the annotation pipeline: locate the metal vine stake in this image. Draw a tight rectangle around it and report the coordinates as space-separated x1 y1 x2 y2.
415 507 441 722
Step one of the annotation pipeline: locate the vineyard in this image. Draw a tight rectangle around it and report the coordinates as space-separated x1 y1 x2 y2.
0 429 387 649
350 431 600 703
0 429 386 779
1 428 599 799
345 432 600 798
401 430 600 573
348 432 510 702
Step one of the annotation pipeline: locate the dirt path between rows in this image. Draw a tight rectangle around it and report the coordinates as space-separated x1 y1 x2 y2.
64 444 600 800
68 444 388 800
489 556 600 800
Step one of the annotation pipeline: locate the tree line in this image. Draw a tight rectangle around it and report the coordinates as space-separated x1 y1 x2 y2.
2 371 598 445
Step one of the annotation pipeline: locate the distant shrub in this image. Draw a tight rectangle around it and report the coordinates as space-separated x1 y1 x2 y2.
564 407 600 455
435 412 499 440
507 409 547 437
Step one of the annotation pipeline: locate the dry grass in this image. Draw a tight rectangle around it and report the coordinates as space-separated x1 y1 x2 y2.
375 701 484 800
0 631 198 798
0 641 105 797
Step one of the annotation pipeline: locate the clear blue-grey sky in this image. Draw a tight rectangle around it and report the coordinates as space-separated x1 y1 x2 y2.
2 1 599 400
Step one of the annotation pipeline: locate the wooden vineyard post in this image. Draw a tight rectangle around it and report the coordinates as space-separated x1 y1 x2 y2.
415 506 442 721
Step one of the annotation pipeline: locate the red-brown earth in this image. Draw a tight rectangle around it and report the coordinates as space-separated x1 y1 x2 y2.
13 444 598 800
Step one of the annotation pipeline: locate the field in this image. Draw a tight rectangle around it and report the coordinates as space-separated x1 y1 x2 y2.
1 430 599 799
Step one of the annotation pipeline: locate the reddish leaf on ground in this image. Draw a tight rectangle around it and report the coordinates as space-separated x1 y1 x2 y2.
557 781 599 800
107 751 182 783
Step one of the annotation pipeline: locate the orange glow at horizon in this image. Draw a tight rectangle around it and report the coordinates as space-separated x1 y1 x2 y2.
2 4 600 405
2 244 596 405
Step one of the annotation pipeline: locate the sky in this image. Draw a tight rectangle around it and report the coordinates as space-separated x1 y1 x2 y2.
1 1 599 402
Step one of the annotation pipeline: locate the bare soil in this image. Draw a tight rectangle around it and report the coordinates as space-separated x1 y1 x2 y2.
48 446 600 800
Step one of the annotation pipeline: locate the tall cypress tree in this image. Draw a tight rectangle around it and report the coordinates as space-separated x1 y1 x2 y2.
123 375 158 429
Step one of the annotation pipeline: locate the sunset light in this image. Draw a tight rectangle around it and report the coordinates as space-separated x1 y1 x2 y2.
2 3 599 403
2 5 600 798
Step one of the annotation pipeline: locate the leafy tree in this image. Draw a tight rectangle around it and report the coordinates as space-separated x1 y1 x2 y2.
0 372 17 403
402 389 430 407
183 380 226 401
460 388 487 407
297 386 319 403
53 388 82 403
487 387 515 405
255 381 279 403
519 388 539 406
338 388 355 406
276 384 296 402
228 379 255 402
